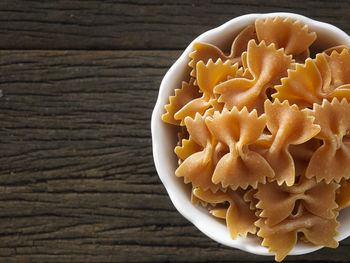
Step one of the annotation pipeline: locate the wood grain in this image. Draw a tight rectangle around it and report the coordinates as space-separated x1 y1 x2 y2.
1 0 350 262
0 50 349 262
0 0 349 50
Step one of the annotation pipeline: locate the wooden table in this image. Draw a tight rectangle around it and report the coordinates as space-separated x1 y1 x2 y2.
0 1 349 262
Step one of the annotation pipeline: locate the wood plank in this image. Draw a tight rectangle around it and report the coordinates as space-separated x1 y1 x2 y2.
0 0 349 50
0 50 349 262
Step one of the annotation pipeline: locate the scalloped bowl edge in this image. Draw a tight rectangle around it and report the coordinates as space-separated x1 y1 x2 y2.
151 12 350 257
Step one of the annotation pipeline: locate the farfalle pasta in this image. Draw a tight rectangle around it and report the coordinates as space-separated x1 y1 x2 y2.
261 99 320 186
188 25 257 77
215 40 293 114
256 204 339 262
205 107 273 189
175 112 226 192
255 17 316 57
306 98 350 183
192 187 257 239
161 16 350 261
255 175 339 226
174 59 239 124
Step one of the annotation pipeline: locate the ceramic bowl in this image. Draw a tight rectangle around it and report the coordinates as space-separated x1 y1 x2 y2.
151 12 350 257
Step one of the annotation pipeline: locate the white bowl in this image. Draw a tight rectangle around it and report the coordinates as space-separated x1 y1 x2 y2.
151 12 350 257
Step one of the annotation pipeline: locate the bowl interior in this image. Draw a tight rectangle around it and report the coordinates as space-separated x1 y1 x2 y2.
152 12 350 257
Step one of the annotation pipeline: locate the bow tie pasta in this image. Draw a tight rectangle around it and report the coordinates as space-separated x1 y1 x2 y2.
161 16 350 261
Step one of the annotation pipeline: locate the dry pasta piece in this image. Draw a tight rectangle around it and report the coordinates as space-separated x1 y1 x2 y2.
243 188 259 211
323 45 348 56
197 59 238 98
327 85 350 103
336 179 350 210
273 58 325 108
205 107 274 190
162 78 201 126
274 50 350 108
263 100 320 186
175 113 228 192
176 126 190 165
256 205 339 262
215 40 293 114
231 24 257 60
231 51 253 79
324 49 350 101
314 53 333 95
193 187 257 239
188 25 256 77
175 137 202 162
243 188 262 218
191 190 208 207
174 59 239 124
189 42 229 78
241 51 249 72
309 51 350 96
209 206 228 219
326 48 350 88
255 16 316 56
255 175 339 226
306 98 350 183
191 187 228 207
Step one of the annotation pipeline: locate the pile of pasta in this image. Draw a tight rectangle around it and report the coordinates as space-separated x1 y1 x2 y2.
161 16 350 261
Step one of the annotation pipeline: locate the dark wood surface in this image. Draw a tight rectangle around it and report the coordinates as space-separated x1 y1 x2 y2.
0 1 349 262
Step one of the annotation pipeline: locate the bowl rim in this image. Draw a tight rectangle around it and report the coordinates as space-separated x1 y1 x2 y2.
151 12 350 257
